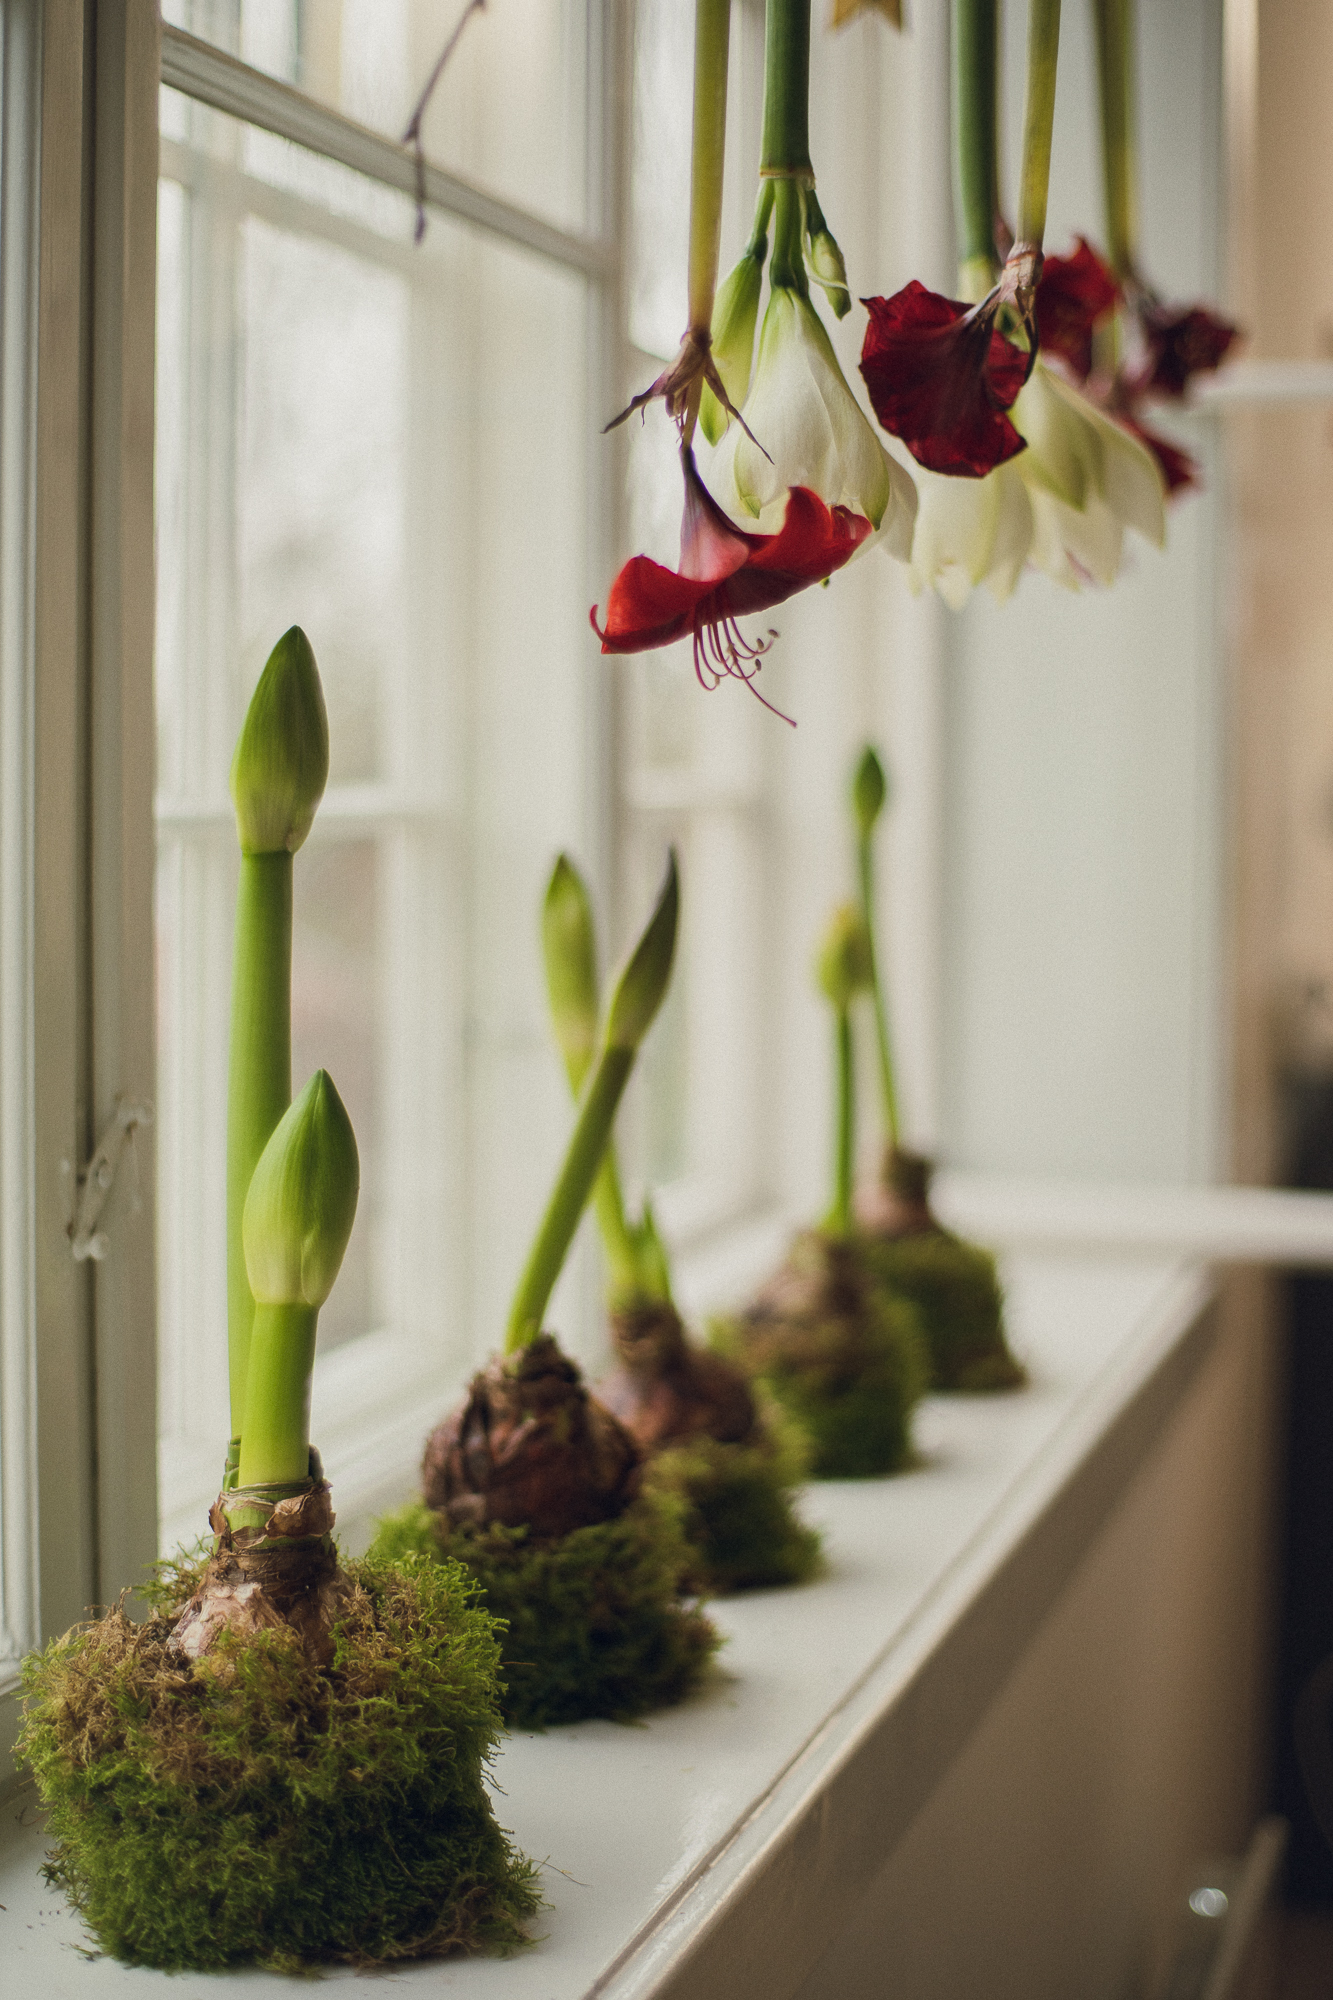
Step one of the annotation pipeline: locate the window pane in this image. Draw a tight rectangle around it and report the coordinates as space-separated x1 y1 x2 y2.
161 0 592 235
155 87 594 1549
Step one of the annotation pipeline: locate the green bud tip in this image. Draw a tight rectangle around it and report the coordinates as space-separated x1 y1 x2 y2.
243 1069 360 1308
700 249 766 446
817 902 874 1011
230 626 330 856
543 854 600 1088
605 850 680 1051
852 744 888 838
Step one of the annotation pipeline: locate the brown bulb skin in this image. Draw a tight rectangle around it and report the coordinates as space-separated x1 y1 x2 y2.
422 1332 640 1540
597 1300 758 1454
857 1145 937 1240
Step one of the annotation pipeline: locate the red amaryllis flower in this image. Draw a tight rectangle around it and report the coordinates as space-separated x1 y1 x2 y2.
1035 238 1120 381
591 445 870 692
859 280 1031 478
1135 298 1239 400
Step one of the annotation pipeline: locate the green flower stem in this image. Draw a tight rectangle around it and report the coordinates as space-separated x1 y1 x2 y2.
858 835 900 1150
227 852 292 1438
593 1153 644 1303
760 0 812 176
768 177 807 295
688 0 732 335
1093 0 1136 278
1017 0 1062 253
505 1047 635 1352
952 0 1000 291
827 1009 854 1237
236 1302 318 1488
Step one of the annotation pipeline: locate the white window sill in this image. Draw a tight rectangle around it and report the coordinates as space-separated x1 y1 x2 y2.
2 1249 1215 1997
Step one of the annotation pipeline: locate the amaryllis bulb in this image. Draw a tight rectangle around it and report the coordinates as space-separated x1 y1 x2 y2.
707 286 915 556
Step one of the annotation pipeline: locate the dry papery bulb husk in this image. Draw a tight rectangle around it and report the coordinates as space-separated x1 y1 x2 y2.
598 1297 760 1453
422 1331 641 1538
858 1146 1025 1393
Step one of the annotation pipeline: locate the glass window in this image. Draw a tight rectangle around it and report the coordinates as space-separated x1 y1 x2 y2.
154 80 596 1548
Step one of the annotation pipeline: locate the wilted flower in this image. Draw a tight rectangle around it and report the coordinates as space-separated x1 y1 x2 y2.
592 444 870 692
706 284 916 555
1034 237 1120 380
907 360 1165 606
859 276 1032 478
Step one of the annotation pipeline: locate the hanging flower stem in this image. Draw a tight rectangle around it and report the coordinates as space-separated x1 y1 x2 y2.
688 0 732 339
760 0 813 176
953 0 1000 300
1016 0 1062 261
1092 0 1136 280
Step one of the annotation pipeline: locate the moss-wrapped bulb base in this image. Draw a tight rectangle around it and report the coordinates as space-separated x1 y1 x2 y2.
17 1552 540 1973
865 1228 1026 1392
372 1494 718 1730
714 1229 930 1480
645 1416 822 1594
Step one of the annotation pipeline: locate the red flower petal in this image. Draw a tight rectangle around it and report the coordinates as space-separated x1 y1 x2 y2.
1136 300 1238 399
859 279 1030 478
1035 237 1119 381
591 451 870 687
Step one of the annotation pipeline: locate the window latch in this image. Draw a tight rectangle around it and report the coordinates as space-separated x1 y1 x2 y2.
70 1097 153 1263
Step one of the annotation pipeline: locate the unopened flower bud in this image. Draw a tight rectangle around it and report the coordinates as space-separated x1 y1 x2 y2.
243 1070 359 1308
605 851 679 1051
543 855 600 1091
852 745 888 838
230 627 329 856
816 903 873 1011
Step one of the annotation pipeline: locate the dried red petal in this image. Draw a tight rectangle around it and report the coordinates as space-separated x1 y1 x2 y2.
1035 238 1119 381
591 450 870 682
859 279 1030 478
1137 300 1238 399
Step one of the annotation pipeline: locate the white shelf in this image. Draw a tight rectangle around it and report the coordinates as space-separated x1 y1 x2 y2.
1 1252 1214 1999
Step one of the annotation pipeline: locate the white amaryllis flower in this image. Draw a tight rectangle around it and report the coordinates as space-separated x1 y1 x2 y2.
908 361 1166 606
705 285 917 560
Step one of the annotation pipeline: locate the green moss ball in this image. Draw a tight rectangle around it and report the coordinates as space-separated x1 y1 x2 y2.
645 1404 822 1594
865 1230 1025 1392
17 1552 541 1973
372 1494 718 1730
714 1284 929 1481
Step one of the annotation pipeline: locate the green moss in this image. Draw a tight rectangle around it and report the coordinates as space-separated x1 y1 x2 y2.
372 1495 718 1729
713 1280 929 1480
865 1230 1025 1392
17 1552 541 1973
645 1401 822 1593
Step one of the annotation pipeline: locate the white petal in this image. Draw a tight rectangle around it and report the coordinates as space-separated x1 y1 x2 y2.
1040 369 1167 549
1013 365 1102 510
984 467 1035 602
706 287 894 531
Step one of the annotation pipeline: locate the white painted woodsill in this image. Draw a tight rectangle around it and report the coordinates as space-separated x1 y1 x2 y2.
2 1250 1217 1998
